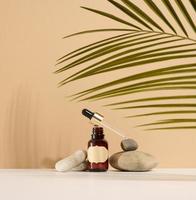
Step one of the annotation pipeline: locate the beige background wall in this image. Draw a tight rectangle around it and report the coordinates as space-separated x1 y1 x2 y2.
0 0 196 168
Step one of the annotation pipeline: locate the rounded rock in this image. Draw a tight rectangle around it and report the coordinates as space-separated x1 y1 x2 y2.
121 138 138 151
109 151 158 171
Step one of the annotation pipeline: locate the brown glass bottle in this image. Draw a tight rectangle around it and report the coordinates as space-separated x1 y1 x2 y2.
87 126 108 172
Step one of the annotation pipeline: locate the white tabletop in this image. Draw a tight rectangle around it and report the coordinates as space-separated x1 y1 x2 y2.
0 169 196 200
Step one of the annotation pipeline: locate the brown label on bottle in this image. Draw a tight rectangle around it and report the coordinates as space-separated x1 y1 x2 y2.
87 146 108 163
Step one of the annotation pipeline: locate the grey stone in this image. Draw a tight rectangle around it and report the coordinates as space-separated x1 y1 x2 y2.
55 150 87 172
72 161 88 171
121 138 138 151
109 151 158 171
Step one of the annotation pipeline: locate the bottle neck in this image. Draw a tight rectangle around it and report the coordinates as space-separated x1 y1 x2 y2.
91 126 104 140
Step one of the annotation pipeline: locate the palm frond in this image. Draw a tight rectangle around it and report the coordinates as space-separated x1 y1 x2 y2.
58 41 195 83
144 0 177 34
63 28 135 39
105 95 196 106
162 0 188 36
175 0 196 33
75 69 196 99
69 63 196 96
58 31 136 62
81 84 196 101
138 119 196 127
62 46 195 82
145 126 196 130
56 0 196 131
56 31 154 70
126 111 196 118
189 0 196 11
107 0 153 30
115 103 196 110
81 6 141 29
120 0 164 31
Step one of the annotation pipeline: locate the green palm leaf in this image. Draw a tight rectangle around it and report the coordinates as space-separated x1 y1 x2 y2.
162 0 188 36
190 0 196 11
120 0 164 31
70 63 196 98
175 0 196 33
56 32 156 69
62 28 135 39
57 31 137 62
75 71 196 100
138 119 196 127
62 47 195 82
144 0 177 34
115 103 196 110
58 44 196 84
107 0 153 30
81 83 196 101
105 95 196 106
56 0 196 131
146 126 196 130
81 6 141 29
127 111 196 118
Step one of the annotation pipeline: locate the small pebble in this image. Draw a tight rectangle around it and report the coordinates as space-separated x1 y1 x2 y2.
72 161 88 171
121 138 138 151
55 150 87 172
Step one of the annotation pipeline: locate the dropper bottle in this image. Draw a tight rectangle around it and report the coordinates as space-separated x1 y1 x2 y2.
87 125 108 171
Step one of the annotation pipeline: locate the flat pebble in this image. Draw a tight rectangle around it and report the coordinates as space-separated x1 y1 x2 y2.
55 150 87 172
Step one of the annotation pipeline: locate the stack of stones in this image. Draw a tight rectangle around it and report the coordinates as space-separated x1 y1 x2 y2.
109 138 158 171
55 139 158 172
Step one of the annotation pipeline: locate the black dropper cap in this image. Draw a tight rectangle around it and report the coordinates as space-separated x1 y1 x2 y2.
82 109 94 120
